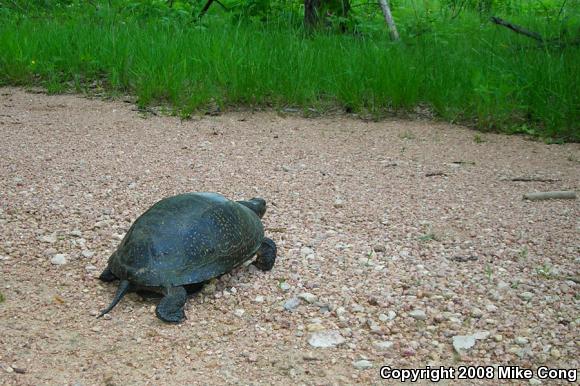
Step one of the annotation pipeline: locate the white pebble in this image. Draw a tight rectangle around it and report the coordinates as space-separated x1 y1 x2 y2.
51 254 67 265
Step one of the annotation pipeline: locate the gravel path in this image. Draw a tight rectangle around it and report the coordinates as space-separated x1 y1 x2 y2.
0 88 578 385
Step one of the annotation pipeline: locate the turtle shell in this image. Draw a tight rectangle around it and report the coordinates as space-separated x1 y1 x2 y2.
108 192 264 287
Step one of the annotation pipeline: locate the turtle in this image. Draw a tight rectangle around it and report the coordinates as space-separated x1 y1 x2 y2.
97 192 277 323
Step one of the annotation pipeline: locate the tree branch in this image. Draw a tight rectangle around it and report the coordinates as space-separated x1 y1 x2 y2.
491 16 544 42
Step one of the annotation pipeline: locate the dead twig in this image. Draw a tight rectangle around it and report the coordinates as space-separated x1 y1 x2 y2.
511 177 560 183
523 191 576 201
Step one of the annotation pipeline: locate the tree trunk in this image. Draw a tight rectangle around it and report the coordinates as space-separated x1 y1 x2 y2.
304 0 321 29
378 0 399 41
304 0 350 30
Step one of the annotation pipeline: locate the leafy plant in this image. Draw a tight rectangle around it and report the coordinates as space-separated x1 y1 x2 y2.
535 263 554 279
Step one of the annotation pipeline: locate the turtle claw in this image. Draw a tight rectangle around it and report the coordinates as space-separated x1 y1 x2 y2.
156 308 186 324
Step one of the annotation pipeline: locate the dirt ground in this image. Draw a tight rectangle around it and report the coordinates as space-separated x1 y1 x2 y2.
0 88 578 385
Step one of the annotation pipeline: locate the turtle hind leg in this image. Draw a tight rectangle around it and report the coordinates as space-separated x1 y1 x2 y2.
98 266 117 282
155 286 187 324
253 237 277 271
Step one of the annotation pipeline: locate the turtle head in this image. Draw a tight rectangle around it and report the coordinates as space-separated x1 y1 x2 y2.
239 197 266 219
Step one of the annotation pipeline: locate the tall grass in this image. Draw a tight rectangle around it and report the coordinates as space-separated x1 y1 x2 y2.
0 6 578 140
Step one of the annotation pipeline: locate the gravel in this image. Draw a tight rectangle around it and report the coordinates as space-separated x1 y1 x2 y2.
0 88 578 385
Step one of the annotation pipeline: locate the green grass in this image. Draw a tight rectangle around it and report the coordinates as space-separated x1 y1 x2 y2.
0 5 578 140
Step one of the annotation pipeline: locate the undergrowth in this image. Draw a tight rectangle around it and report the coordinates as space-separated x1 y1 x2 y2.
0 1 578 140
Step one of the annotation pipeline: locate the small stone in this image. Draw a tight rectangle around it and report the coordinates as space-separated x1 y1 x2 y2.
44 247 57 256
202 281 216 295
368 320 381 332
51 254 67 265
298 292 318 304
284 297 301 311
70 229 83 237
81 250 95 258
550 348 561 359
300 246 314 257
473 331 490 340
515 337 529 346
85 265 97 272
372 340 394 351
279 282 291 292
495 280 509 290
234 309 245 317
281 165 291 172
402 349 416 357
333 199 344 208
373 244 386 253
519 292 534 301
353 360 373 370
89 310 99 316
308 330 346 348
494 334 503 342
39 233 57 243
409 309 427 320
471 308 483 318
247 353 258 362
486 304 498 312
306 323 326 332
351 303 365 313
302 352 322 361
433 314 446 323
452 335 476 352
529 379 542 385
93 220 109 228
254 295 265 303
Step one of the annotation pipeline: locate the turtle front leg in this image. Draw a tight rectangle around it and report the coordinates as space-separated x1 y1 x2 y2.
98 266 117 282
253 237 277 271
155 286 187 323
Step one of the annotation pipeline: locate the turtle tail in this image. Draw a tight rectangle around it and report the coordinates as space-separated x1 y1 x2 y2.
98 279 130 318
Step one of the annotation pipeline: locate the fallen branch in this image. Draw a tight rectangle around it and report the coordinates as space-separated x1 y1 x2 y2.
523 191 576 201
491 16 544 42
511 177 560 183
425 172 447 177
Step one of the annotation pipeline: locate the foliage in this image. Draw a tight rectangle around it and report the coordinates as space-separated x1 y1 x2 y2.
0 0 578 140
